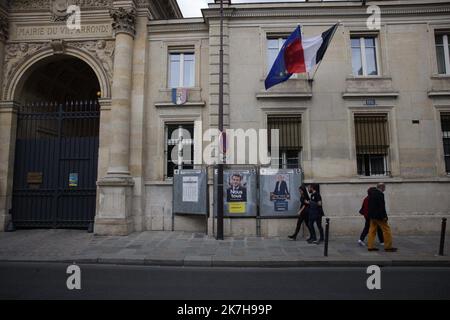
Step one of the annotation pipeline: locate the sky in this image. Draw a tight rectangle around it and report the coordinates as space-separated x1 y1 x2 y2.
177 0 307 18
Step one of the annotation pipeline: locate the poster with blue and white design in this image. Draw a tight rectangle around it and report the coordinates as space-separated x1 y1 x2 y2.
259 168 303 217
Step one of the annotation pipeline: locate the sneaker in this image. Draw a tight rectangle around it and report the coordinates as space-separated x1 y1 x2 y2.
313 239 323 245
307 239 316 244
358 240 366 247
384 247 398 252
368 248 379 251
288 235 296 241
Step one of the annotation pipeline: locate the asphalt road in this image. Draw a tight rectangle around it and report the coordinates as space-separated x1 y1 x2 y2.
0 262 449 300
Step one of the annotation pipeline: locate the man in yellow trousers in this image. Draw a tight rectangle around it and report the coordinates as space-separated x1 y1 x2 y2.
367 183 398 252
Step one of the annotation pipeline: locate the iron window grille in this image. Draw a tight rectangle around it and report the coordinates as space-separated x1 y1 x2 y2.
267 115 302 169
354 114 390 176
165 123 194 178
441 113 450 174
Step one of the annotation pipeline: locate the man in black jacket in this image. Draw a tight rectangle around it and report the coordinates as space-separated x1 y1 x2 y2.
367 183 397 252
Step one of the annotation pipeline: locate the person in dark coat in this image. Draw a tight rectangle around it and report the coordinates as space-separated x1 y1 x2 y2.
367 183 397 252
307 184 324 244
288 185 312 241
358 187 384 246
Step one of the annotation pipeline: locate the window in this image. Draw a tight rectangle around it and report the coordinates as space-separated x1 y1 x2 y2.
165 123 194 178
168 53 195 88
267 37 286 71
351 36 379 76
267 116 302 169
441 113 450 174
435 34 450 75
354 114 390 176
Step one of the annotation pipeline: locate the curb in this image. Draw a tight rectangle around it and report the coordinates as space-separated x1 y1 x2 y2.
1 258 450 268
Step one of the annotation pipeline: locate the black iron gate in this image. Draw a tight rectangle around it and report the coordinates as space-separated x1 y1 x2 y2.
11 101 100 229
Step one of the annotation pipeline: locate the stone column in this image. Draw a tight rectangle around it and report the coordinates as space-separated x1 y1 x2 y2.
0 9 11 232
0 101 18 232
94 4 137 236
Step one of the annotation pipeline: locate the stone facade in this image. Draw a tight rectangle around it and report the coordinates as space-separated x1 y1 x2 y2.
0 0 449 236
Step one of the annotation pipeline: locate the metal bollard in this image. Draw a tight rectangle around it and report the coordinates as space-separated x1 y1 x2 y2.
439 218 447 256
324 218 330 257
87 221 94 233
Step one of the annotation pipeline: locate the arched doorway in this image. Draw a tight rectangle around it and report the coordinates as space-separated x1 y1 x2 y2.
11 55 101 229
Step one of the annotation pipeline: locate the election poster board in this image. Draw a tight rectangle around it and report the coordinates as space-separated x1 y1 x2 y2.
214 168 257 217
173 169 208 215
259 168 303 217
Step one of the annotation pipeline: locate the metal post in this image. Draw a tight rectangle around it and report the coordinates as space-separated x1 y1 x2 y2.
216 0 225 240
439 218 447 256
87 221 94 233
324 218 330 257
6 220 15 232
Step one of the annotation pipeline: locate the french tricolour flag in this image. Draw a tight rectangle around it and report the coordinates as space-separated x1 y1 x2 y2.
265 24 338 90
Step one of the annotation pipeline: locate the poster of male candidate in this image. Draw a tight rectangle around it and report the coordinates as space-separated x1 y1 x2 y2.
214 169 257 217
259 168 303 217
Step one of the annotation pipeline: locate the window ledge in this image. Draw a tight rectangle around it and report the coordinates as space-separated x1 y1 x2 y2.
342 92 399 99
159 87 201 93
256 92 312 99
431 74 450 79
305 177 450 184
355 175 392 180
346 76 392 81
145 180 173 186
428 91 450 97
155 101 206 108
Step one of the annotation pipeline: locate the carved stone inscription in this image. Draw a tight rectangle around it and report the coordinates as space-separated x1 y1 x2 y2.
10 23 112 41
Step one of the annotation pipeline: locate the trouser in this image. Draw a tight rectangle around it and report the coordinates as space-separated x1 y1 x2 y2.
309 215 324 241
368 219 393 250
292 213 310 238
360 217 384 243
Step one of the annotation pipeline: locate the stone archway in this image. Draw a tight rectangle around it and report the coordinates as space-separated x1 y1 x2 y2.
9 53 104 229
3 42 113 101
16 54 101 102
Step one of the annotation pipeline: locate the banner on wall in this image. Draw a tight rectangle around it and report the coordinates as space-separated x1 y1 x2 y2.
214 168 257 217
259 168 303 217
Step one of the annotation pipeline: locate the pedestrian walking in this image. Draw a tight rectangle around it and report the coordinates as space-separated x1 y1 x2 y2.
288 185 312 241
358 187 384 246
367 183 398 252
307 184 324 244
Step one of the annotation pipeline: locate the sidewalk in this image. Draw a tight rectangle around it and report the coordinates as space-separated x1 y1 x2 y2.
0 230 449 267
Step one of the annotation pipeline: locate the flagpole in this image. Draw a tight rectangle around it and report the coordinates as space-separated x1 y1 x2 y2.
216 0 225 240
310 22 340 80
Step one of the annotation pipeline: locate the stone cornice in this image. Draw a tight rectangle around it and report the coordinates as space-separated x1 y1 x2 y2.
10 0 113 11
148 20 208 34
202 4 450 20
8 0 182 20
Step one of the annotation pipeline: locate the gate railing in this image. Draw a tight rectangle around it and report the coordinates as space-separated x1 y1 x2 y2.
12 100 100 229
